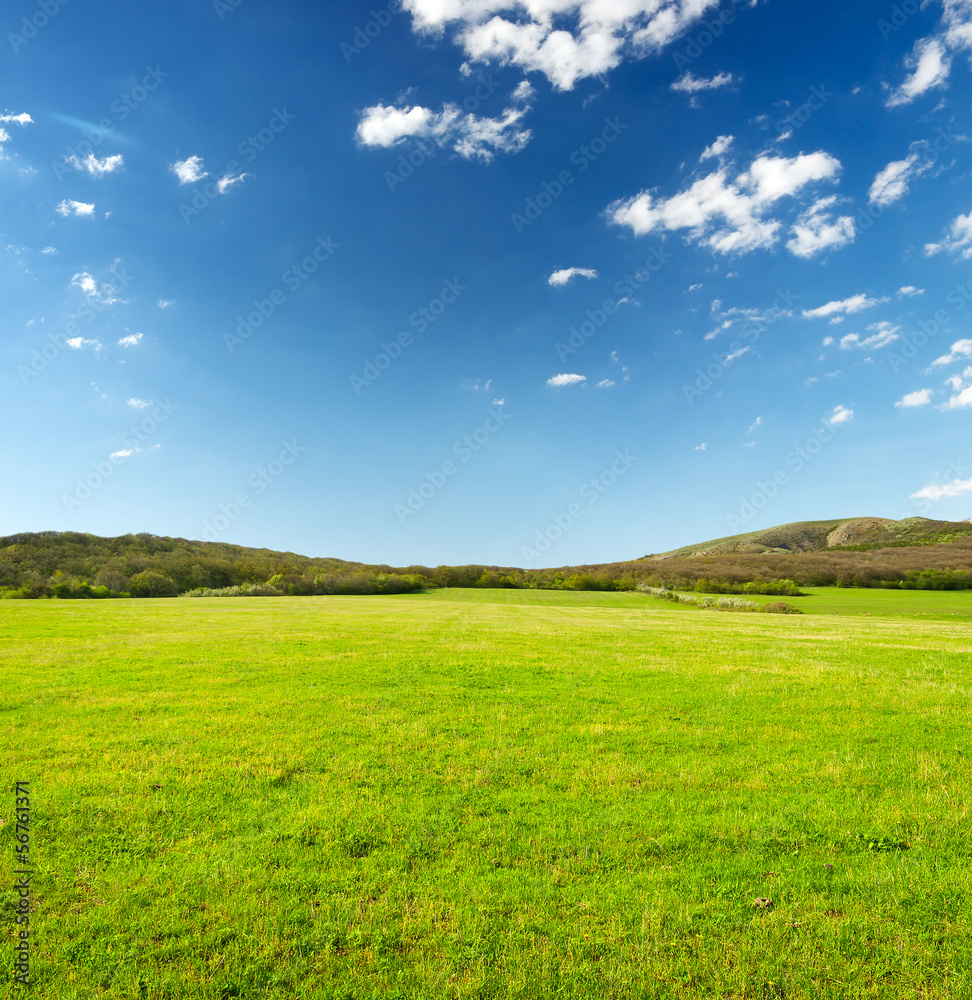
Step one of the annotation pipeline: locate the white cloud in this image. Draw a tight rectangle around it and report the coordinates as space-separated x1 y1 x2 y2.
608 149 843 256
887 37 952 107
699 135 733 161
171 156 208 184
217 172 249 193
548 266 598 286
786 196 855 258
724 345 750 364
492 397 506 405
66 337 101 350
56 200 95 217
357 88 533 162
71 270 126 307
747 416 762 433
157 298 174 308
929 338 972 368
839 321 900 350
547 373 586 387
694 442 707 451
117 333 143 347
910 477 972 502
802 293 888 319
109 449 133 461
672 71 734 94
66 152 124 177
822 336 834 346
402 0 723 91
869 146 933 207
127 398 151 409
924 210 972 258
595 379 615 388
896 388 933 407
0 112 33 125
827 404 854 426
898 285 924 296
41 246 57 255
942 365 972 409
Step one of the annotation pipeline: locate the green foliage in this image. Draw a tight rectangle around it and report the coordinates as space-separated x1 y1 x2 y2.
129 570 179 598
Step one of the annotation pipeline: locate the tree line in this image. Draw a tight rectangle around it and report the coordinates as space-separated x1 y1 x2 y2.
1 531 970 599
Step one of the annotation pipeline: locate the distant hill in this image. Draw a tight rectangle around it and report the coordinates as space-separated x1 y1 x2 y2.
651 517 972 559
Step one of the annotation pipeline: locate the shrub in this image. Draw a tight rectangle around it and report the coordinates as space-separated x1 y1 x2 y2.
760 601 803 614
130 570 179 598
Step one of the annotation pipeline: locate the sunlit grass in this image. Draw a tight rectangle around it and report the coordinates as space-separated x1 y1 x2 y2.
1 591 970 998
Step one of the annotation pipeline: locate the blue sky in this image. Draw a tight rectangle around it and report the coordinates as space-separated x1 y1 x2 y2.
3 0 971 567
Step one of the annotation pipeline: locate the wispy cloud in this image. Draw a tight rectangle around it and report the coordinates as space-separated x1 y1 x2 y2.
127 398 152 409
924 209 972 259
802 293 888 319
928 338 972 368
66 152 124 177
117 333 143 347
672 71 734 94
548 267 598 286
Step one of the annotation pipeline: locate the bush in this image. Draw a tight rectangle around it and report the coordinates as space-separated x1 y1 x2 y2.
760 601 803 614
130 570 179 598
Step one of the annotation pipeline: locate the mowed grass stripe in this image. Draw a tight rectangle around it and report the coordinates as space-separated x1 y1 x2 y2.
1 592 970 999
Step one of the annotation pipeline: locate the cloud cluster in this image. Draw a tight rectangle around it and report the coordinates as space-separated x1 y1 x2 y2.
608 146 848 257
839 321 900 350
357 88 533 162
56 200 95 218
886 0 972 106
66 152 124 177
401 0 722 91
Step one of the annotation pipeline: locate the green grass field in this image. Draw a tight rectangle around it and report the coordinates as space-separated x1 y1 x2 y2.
2 589 971 998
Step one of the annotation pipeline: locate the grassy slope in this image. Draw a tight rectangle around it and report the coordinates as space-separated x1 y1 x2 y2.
1 592 971 998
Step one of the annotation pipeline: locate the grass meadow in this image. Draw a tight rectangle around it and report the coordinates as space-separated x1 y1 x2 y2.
2 588 971 998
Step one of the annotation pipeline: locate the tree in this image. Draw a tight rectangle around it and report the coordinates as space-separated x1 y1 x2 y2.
129 571 179 598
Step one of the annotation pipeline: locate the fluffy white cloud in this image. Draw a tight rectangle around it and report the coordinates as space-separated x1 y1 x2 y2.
127 398 151 409
672 71 734 94
898 285 924 296
71 270 125 307
840 321 900 350
895 388 933 407
0 112 33 125
887 1 972 106
117 333 143 347
928 338 972 368
925 209 972 258
547 373 586 386
911 477 972 502
402 0 722 91
869 146 932 206
700 135 733 161
802 293 887 319
67 152 124 177
357 91 532 162
56 199 95 217
548 267 598 286
608 149 843 256
171 156 208 184
786 196 855 258
827 404 854 426
66 337 101 350
942 365 972 408
888 38 951 106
